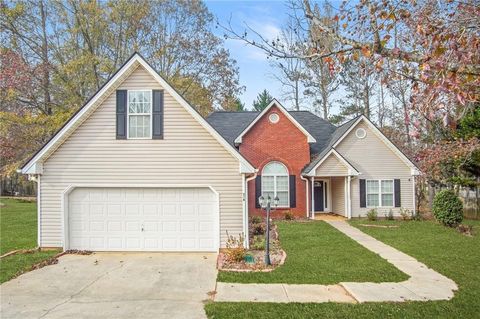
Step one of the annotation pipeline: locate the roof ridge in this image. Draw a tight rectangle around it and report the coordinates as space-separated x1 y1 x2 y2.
210 110 259 113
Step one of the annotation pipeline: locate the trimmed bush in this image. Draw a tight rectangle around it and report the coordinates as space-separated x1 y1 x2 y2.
366 208 378 221
284 211 295 220
252 223 266 235
432 189 463 227
250 215 262 224
251 235 266 250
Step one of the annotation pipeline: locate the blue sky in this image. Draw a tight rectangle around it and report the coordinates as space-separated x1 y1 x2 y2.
206 1 290 110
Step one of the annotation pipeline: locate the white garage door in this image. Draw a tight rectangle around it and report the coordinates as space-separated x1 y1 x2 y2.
68 187 218 251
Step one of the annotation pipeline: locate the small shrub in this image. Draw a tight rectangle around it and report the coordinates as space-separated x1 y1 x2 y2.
399 207 411 221
432 189 463 227
224 231 246 263
386 209 394 220
411 210 423 221
366 208 378 221
251 235 265 250
457 224 473 236
284 211 295 220
250 215 262 225
252 223 266 235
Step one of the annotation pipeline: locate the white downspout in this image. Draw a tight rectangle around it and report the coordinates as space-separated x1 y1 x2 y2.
244 172 258 248
347 175 352 219
37 175 41 248
311 177 315 219
300 175 309 218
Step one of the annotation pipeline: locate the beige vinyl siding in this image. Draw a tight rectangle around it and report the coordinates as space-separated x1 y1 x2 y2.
331 177 345 216
314 154 349 176
336 121 414 217
40 65 243 248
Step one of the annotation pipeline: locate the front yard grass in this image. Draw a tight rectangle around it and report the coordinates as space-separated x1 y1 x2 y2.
206 220 480 318
217 221 408 284
0 198 59 284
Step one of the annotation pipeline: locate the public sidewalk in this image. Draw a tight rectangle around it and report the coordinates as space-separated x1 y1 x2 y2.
215 221 457 303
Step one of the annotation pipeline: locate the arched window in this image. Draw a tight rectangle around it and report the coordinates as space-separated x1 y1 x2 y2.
262 162 289 207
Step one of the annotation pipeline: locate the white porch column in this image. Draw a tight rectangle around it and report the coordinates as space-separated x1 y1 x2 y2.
347 175 352 219
311 177 315 219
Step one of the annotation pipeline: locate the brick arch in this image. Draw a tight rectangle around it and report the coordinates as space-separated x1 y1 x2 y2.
258 157 293 175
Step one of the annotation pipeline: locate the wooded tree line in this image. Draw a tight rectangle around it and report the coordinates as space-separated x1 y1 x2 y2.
0 0 478 205
224 0 479 204
0 0 244 179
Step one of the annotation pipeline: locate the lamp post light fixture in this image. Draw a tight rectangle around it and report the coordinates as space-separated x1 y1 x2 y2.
258 194 279 265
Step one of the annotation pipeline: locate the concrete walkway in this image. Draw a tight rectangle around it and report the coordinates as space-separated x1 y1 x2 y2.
215 221 458 303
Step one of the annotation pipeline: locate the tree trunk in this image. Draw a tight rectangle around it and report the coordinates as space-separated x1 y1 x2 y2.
428 182 435 210
39 0 51 115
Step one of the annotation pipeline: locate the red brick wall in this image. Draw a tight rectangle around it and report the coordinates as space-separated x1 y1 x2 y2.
239 105 311 218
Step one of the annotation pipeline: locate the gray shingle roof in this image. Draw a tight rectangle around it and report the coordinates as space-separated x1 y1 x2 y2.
206 111 259 147
206 111 359 173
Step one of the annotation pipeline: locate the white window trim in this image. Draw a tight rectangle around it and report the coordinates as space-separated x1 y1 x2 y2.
366 179 395 208
262 162 290 208
127 89 153 140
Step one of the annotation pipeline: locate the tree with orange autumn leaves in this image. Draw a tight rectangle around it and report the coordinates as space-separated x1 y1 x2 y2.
223 0 479 188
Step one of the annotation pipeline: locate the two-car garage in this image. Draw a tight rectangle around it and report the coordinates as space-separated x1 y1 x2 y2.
67 187 219 252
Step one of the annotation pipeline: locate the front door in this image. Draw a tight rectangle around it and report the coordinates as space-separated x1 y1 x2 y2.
314 181 324 212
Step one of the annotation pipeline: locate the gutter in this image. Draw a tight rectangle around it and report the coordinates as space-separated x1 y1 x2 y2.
244 171 258 249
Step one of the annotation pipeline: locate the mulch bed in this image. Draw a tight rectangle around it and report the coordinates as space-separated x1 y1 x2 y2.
217 223 287 272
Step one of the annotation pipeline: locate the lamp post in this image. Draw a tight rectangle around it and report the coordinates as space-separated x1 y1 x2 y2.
258 195 279 265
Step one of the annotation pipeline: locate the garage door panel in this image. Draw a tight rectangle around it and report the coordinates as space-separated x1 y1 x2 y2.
68 187 217 251
107 204 122 217
143 204 158 216
107 221 122 231
162 189 178 201
107 189 124 201
180 204 195 216
162 204 177 216
108 238 123 249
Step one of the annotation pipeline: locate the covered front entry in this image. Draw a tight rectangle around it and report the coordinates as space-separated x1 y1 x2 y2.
306 149 359 219
313 180 327 212
66 187 219 252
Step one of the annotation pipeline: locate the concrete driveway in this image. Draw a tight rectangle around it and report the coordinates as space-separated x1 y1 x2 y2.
1 252 217 319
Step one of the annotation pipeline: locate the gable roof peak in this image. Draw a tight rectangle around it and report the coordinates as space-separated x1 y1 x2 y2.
233 98 317 144
21 53 255 174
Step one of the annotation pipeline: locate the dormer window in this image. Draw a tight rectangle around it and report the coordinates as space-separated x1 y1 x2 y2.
128 90 152 139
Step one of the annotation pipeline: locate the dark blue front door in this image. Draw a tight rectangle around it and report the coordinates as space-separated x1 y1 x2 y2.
314 181 324 211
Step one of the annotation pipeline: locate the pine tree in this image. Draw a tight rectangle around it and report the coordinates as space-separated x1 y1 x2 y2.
252 90 273 111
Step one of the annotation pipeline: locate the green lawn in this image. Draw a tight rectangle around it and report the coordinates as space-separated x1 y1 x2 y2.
206 220 480 319
218 221 408 284
0 198 59 283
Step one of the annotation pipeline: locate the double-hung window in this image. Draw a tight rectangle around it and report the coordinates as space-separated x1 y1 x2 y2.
128 90 152 139
262 162 289 207
366 179 394 207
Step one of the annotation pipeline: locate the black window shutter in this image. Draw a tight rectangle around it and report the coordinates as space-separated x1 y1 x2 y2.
289 175 296 208
394 179 401 207
255 176 262 208
360 179 366 208
152 90 164 139
116 90 127 139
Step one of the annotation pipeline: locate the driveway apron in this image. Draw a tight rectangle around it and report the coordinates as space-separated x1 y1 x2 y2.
1 252 217 319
